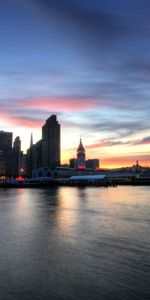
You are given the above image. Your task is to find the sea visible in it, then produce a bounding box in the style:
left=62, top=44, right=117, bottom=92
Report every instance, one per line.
left=0, top=186, right=150, bottom=300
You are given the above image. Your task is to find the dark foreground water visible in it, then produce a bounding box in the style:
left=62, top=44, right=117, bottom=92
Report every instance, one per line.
left=0, top=186, right=150, bottom=300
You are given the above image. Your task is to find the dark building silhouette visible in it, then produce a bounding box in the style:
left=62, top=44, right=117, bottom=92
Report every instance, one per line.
left=13, top=136, right=21, bottom=176
left=27, top=115, right=61, bottom=176
left=27, top=134, right=34, bottom=177
left=0, top=131, right=12, bottom=155
left=86, top=159, right=100, bottom=169
left=27, top=133, right=43, bottom=177
left=69, top=158, right=77, bottom=168
left=28, top=140, right=42, bottom=172
left=20, top=152, right=27, bottom=176
left=42, top=115, right=60, bottom=169
left=0, top=131, right=13, bottom=175
left=0, top=131, right=22, bottom=176
left=35, top=140, right=42, bottom=168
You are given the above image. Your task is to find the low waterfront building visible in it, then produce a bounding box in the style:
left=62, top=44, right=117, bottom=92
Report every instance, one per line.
left=86, top=159, right=100, bottom=169
left=32, top=167, right=53, bottom=178
left=68, top=174, right=107, bottom=186
left=69, top=174, right=106, bottom=181
left=69, top=158, right=77, bottom=168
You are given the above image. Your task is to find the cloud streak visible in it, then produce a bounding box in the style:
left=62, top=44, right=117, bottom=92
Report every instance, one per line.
left=17, top=96, right=100, bottom=112
left=0, top=110, right=42, bottom=128
left=131, top=136, right=150, bottom=146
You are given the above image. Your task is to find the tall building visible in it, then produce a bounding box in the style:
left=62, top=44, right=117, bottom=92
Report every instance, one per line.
left=27, top=134, right=34, bottom=177
left=42, top=115, right=61, bottom=169
left=13, top=136, right=21, bottom=175
left=0, top=131, right=22, bottom=176
left=76, top=138, right=86, bottom=169
left=27, top=134, right=42, bottom=176
left=0, top=131, right=12, bottom=156
left=0, top=131, right=13, bottom=175
left=26, top=115, right=61, bottom=176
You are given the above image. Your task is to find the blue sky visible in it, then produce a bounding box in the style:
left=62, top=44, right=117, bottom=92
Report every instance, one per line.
left=0, top=0, right=150, bottom=167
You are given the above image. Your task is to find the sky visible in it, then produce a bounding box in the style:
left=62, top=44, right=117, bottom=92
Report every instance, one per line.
left=0, top=0, right=150, bottom=168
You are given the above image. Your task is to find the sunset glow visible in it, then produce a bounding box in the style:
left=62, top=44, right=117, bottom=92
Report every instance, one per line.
left=0, top=0, right=150, bottom=168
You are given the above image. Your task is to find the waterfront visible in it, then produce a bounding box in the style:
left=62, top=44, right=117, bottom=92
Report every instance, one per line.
left=0, top=186, right=150, bottom=300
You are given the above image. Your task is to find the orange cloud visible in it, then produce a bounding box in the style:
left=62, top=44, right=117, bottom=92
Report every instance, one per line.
left=101, top=154, right=150, bottom=168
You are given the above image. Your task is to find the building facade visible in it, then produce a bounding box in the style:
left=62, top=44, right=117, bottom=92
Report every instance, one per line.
left=42, top=115, right=60, bottom=169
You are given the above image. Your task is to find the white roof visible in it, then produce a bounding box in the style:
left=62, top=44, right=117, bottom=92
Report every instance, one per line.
left=69, top=175, right=106, bottom=180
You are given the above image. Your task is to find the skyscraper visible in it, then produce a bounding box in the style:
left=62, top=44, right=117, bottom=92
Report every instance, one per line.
left=13, top=136, right=21, bottom=176
left=0, top=131, right=13, bottom=175
left=42, top=115, right=60, bottom=169
left=0, top=131, right=12, bottom=156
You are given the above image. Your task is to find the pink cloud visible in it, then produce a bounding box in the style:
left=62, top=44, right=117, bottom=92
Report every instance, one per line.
left=0, top=110, right=42, bottom=128
left=85, top=141, right=114, bottom=149
left=17, top=96, right=104, bottom=112
left=68, top=140, right=127, bottom=150
left=66, top=141, right=119, bottom=153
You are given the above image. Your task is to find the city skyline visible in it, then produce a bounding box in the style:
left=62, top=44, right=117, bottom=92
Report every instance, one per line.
left=0, top=0, right=150, bottom=168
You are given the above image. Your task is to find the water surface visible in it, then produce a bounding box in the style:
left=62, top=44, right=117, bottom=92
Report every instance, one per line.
left=0, top=186, right=150, bottom=300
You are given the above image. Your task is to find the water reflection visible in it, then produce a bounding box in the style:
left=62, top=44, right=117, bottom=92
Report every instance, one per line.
left=55, top=187, right=81, bottom=238
left=0, top=186, right=150, bottom=300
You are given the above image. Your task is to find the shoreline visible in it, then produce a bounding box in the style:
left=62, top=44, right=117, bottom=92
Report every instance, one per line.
left=0, top=179, right=150, bottom=188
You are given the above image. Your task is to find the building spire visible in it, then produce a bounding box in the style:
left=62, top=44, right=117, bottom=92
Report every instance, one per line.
left=77, top=138, right=85, bottom=152
left=30, top=133, right=33, bottom=147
